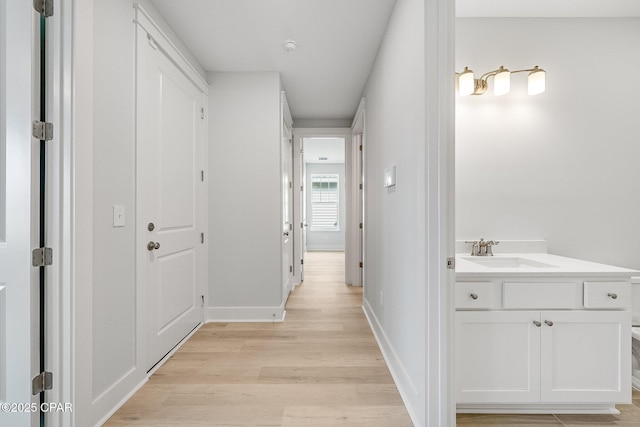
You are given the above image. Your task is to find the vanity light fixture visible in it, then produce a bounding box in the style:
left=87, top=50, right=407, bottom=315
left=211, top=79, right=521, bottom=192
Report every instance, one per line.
left=456, top=65, right=546, bottom=96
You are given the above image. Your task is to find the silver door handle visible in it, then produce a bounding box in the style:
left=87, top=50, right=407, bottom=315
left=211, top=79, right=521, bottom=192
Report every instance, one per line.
left=147, top=241, right=160, bottom=251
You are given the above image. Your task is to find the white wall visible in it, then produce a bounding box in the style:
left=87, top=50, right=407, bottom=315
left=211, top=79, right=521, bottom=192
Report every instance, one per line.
left=456, top=18, right=640, bottom=270
left=305, top=163, right=346, bottom=251
left=91, top=0, right=136, bottom=400
left=207, top=72, right=285, bottom=320
left=361, top=0, right=427, bottom=424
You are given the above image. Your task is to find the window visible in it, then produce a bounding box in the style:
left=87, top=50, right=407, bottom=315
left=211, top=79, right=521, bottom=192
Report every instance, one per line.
left=310, top=174, right=339, bottom=231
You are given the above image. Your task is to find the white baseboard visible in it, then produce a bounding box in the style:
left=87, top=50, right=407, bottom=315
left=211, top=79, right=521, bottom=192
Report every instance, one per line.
left=93, top=322, right=203, bottom=427
left=206, top=305, right=286, bottom=322
left=94, top=376, right=148, bottom=427
left=362, top=298, right=421, bottom=427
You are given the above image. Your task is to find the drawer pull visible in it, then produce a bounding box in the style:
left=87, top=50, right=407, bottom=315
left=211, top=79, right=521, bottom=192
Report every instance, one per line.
left=533, top=320, right=541, bottom=327
left=607, top=293, right=618, bottom=299
left=544, top=320, right=554, bottom=327
left=470, top=293, right=478, bottom=300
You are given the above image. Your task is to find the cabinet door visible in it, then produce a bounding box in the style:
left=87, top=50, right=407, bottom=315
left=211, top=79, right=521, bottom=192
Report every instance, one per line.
left=456, top=311, right=541, bottom=403
left=540, top=310, right=631, bottom=403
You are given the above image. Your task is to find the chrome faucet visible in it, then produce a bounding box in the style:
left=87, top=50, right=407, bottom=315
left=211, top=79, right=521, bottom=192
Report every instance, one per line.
left=465, top=238, right=500, bottom=256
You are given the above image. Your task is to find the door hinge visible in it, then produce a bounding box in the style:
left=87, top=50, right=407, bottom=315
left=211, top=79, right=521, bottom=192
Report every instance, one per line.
left=32, top=247, right=53, bottom=267
left=359, top=144, right=362, bottom=151
left=359, top=222, right=363, bottom=229
left=289, top=223, right=293, bottom=231
left=201, top=108, right=205, bottom=119
left=359, top=183, right=363, bottom=190
left=32, top=121, right=53, bottom=141
left=446, top=257, right=456, bottom=269
left=200, top=233, right=204, bottom=244
left=359, top=261, right=363, bottom=268
left=300, top=259, right=304, bottom=265
left=201, top=295, right=205, bottom=306
left=33, top=0, right=53, bottom=17
left=32, top=371, right=53, bottom=395
left=201, top=170, right=204, bottom=182
left=289, top=181, right=292, bottom=189
left=300, top=185, right=303, bottom=192
left=289, top=265, right=293, bottom=273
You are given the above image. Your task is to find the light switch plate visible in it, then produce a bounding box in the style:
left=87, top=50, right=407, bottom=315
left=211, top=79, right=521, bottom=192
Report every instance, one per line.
left=384, top=165, right=396, bottom=188
left=113, top=205, right=125, bottom=227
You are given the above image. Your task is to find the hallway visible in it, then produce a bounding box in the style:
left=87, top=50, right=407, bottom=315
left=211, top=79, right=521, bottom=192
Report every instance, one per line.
left=105, top=251, right=413, bottom=426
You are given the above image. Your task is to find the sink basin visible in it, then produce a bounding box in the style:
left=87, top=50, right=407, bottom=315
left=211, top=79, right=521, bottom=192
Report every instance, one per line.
left=461, top=256, right=555, bottom=269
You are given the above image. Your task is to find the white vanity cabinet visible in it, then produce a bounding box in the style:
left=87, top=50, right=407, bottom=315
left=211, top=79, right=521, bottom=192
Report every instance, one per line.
left=455, top=276, right=632, bottom=414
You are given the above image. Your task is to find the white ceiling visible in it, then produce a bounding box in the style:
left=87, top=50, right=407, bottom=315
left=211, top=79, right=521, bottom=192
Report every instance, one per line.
left=150, top=1, right=639, bottom=122
left=303, top=138, right=345, bottom=164
left=456, top=0, right=640, bottom=17
left=150, top=0, right=397, bottom=121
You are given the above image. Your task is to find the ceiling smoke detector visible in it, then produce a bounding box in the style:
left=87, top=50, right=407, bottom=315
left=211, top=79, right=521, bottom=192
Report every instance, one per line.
left=283, top=39, right=298, bottom=53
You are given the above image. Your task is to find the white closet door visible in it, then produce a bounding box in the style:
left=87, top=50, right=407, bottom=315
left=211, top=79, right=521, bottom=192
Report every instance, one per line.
left=136, top=26, right=203, bottom=371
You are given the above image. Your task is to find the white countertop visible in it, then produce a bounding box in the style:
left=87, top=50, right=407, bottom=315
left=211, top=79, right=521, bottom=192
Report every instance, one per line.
left=455, top=252, right=639, bottom=278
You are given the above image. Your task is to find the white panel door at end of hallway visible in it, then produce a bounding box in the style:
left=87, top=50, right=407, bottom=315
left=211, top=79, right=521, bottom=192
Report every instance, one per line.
left=136, top=27, right=204, bottom=371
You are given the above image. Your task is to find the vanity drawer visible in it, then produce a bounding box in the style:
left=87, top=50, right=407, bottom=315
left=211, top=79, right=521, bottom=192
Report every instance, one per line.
left=583, top=281, right=630, bottom=309
left=502, top=282, right=582, bottom=309
left=455, top=282, right=501, bottom=309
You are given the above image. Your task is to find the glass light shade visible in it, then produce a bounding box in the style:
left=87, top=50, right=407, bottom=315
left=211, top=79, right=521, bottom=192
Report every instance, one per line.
left=493, top=67, right=510, bottom=96
left=457, top=67, right=475, bottom=96
left=528, top=67, right=546, bottom=95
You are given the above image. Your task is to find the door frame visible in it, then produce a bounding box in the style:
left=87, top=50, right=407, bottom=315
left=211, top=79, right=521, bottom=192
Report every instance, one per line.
left=351, top=100, right=366, bottom=287
left=291, top=128, right=354, bottom=286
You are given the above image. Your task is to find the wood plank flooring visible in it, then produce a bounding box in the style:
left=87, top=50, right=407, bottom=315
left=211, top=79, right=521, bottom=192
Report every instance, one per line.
left=104, top=251, right=413, bottom=426
left=104, top=251, right=640, bottom=426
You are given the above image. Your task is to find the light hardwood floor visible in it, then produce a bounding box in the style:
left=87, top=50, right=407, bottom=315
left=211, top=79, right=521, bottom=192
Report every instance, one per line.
left=104, top=251, right=640, bottom=426
left=105, top=251, right=413, bottom=426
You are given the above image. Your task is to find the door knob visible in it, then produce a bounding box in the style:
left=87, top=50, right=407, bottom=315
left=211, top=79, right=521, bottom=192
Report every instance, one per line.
left=533, top=320, right=541, bottom=327
left=147, top=241, right=160, bottom=251
left=469, top=293, right=478, bottom=300
left=284, top=232, right=289, bottom=236
left=607, top=293, right=618, bottom=299
left=544, top=320, right=554, bottom=327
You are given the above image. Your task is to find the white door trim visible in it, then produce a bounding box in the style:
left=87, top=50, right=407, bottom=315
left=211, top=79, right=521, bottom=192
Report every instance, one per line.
left=424, top=0, right=455, bottom=424
left=350, top=99, right=366, bottom=287
left=291, top=128, right=354, bottom=286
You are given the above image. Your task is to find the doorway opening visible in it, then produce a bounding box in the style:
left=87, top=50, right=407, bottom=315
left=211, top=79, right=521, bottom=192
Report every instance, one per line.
left=291, top=128, right=362, bottom=293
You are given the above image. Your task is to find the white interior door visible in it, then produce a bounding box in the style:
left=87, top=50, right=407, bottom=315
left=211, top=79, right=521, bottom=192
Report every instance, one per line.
left=0, top=1, right=39, bottom=425
left=281, top=101, right=294, bottom=295
left=137, top=27, right=204, bottom=371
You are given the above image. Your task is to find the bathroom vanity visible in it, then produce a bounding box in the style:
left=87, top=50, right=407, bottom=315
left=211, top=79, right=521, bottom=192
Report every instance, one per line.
left=455, top=242, right=638, bottom=414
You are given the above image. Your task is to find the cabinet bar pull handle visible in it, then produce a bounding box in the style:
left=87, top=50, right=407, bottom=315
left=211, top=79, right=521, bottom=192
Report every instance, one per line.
left=470, top=293, right=478, bottom=300
left=607, top=293, right=618, bottom=299
left=544, top=320, right=554, bottom=327
left=533, top=320, right=541, bottom=327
